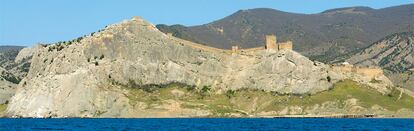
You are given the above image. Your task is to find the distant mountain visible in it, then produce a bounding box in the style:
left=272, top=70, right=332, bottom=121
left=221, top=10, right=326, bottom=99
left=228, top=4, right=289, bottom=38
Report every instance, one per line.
left=0, top=46, right=23, bottom=105
left=0, top=46, right=24, bottom=71
left=0, top=46, right=24, bottom=61
left=0, top=46, right=30, bottom=84
left=157, top=4, right=414, bottom=62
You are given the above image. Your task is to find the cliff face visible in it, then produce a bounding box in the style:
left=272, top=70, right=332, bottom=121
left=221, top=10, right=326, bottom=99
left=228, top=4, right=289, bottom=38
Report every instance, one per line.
left=5, top=17, right=394, bottom=118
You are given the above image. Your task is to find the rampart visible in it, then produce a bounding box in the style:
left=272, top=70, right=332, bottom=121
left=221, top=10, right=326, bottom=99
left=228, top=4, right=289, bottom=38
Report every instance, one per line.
left=278, top=41, right=293, bottom=50
left=331, top=63, right=384, bottom=78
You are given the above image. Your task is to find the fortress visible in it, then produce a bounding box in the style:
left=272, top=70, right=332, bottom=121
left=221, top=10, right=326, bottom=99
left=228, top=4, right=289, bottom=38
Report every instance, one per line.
left=265, top=35, right=293, bottom=51
left=331, top=62, right=384, bottom=79
left=231, top=34, right=293, bottom=53
left=164, top=32, right=382, bottom=80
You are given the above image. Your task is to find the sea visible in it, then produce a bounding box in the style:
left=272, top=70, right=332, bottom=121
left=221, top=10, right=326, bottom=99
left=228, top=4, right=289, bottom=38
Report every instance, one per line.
left=0, top=118, right=413, bottom=130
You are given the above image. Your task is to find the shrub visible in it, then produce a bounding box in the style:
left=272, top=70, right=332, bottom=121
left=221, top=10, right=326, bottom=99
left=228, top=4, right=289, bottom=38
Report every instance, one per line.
left=200, top=85, right=211, bottom=97
left=226, top=90, right=236, bottom=98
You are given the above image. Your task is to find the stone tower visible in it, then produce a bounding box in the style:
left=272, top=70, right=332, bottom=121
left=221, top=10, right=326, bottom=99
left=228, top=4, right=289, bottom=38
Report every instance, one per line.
left=265, top=35, right=277, bottom=50
left=232, top=45, right=239, bottom=54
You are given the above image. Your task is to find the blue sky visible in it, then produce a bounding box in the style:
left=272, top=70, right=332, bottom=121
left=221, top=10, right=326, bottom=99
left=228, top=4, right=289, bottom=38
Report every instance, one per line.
left=1, top=0, right=413, bottom=46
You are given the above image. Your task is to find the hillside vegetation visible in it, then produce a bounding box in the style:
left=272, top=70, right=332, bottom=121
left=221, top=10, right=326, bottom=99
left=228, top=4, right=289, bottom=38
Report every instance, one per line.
left=342, top=32, right=414, bottom=91
left=119, top=80, right=414, bottom=117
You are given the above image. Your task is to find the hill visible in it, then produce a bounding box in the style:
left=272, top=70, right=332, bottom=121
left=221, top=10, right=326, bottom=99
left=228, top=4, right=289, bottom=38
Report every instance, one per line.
left=157, top=4, right=414, bottom=62
left=0, top=46, right=31, bottom=84
left=2, top=17, right=407, bottom=118
left=0, top=46, right=24, bottom=68
left=347, top=32, right=414, bottom=72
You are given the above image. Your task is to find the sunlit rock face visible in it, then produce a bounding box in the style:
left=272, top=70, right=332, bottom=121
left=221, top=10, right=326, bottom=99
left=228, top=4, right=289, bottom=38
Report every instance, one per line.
left=6, top=17, right=389, bottom=118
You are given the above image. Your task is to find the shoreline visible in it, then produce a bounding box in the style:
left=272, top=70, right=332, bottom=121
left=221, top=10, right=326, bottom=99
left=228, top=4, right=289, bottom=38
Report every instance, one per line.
left=2, top=114, right=413, bottom=119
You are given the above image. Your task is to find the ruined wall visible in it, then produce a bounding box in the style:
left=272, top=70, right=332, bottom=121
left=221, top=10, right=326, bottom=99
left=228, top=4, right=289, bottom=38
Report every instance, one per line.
left=278, top=41, right=293, bottom=50
left=332, top=64, right=384, bottom=79
left=265, top=35, right=277, bottom=50
left=354, top=67, right=384, bottom=78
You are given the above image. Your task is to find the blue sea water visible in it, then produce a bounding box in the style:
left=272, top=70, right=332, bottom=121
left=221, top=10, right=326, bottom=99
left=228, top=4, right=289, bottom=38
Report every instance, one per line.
left=0, top=118, right=413, bottom=130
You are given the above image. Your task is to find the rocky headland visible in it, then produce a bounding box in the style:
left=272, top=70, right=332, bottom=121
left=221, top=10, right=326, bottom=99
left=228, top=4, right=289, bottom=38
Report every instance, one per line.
left=2, top=17, right=412, bottom=118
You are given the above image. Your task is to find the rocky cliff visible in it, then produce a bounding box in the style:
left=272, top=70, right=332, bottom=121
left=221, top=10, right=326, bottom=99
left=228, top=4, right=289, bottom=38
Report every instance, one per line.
left=5, top=17, right=398, bottom=118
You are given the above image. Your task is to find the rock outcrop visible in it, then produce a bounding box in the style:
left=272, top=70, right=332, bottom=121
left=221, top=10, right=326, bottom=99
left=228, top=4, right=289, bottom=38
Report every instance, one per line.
left=5, top=17, right=393, bottom=118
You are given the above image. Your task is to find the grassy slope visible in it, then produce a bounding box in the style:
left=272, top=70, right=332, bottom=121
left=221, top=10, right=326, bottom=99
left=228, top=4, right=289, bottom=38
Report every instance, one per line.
left=124, top=80, right=414, bottom=116
left=0, top=104, right=7, bottom=116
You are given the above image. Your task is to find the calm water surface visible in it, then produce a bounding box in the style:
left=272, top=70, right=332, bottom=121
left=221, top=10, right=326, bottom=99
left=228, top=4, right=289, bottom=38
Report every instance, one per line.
left=0, top=118, right=413, bottom=130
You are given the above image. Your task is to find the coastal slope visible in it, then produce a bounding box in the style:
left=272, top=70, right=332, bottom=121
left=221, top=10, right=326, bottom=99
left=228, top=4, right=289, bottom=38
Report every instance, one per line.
left=4, top=17, right=408, bottom=118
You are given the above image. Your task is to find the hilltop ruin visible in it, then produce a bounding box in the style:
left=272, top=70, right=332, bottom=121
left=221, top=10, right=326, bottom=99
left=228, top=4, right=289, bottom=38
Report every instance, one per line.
left=265, top=35, right=293, bottom=51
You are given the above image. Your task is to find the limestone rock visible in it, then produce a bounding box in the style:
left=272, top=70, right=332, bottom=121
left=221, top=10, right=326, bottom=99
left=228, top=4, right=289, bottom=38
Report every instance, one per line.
left=5, top=17, right=388, bottom=118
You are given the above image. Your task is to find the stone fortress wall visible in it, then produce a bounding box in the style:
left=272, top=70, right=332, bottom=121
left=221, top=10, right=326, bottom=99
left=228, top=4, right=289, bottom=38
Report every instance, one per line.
left=167, top=32, right=382, bottom=80
left=165, top=31, right=387, bottom=90
left=166, top=32, right=293, bottom=54
left=331, top=62, right=384, bottom=79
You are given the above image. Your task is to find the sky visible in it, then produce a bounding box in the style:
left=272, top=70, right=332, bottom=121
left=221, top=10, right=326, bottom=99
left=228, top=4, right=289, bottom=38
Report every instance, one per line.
left=1, top=0, right=414, bottom=46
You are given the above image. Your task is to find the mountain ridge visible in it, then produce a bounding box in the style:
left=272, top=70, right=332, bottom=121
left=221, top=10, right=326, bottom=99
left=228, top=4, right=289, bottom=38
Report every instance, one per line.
left=342, top=31, right=414, bottom=91
left=157, top=4, right=414, bottom=62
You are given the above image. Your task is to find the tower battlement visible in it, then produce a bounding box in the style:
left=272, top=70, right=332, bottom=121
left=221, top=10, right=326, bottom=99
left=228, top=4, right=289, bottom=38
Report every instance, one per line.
left=265, top=35, right=278, bottom=50
left=264, top=34, right=293, bottom=51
